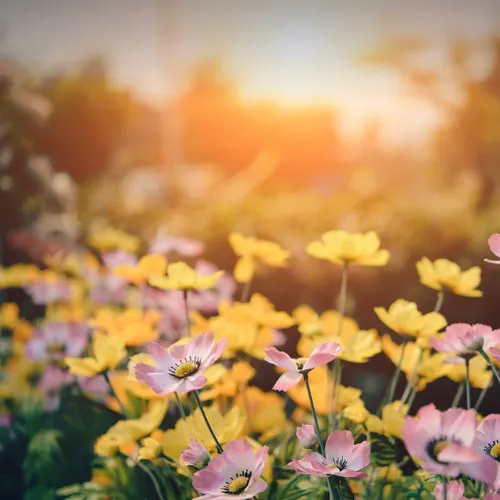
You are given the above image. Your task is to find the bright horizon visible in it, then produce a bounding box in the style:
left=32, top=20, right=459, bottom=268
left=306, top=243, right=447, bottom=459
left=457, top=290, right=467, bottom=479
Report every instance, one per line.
left=2, top=0, right=500, bottom=147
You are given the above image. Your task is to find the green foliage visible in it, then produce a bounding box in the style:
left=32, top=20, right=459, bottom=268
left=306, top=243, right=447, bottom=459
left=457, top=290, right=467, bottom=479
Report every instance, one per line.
left=462, top=475, right=486, bottom=498
left=369, top=433, right=398, bottom=466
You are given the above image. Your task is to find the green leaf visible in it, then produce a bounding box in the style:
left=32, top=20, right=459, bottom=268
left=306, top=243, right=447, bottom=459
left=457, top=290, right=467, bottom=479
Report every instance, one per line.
left=462, top=475, right=486, bottom=498
left=370, top=433, right=398, bottom=466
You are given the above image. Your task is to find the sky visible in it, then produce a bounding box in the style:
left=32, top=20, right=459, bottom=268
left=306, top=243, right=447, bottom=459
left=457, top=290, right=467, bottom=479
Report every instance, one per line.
left=2, top=0, right=500, bottom=146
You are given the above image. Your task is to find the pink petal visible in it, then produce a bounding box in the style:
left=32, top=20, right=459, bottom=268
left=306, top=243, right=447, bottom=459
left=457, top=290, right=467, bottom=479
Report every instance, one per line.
left=460, top=455, right=499, bottom=485
left=325, top=431, right=355, bottom=464
left=488, top=234, right=500, bottom=258
left=336, top=469, right=368, bottom=478
left=176, top=376, right=207, bottom=394
left=272, top=372, right=303, bottom=391
left=442, top=408, right=477, bottom=446
left=242, top=479, right=268, bottom=499
left=437, top=443, right=483, bottom=464
left=204, top=338, right=227, bottom=366
left=264, top=347, right=297, bottom=371
left=349, top=441, right=371, bottom=471
left=192, top=469, right=225, bottom=495
left=303, top=342, right=341, bottom=371
left=491, top=347, right=500, bottom=363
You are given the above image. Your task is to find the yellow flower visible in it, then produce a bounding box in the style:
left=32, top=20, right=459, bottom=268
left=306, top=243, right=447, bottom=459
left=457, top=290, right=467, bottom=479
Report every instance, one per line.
left=307, top=230, right=389, bottom=266
left=293, top=305, right=358, bottom=337
left=114, top=254, right=167, bottom=285
left=289, top=366, right=362, bottom=415
left=229, top=232, right=290, bottom=283
left=229, top=294, right=295, bottom=329
left=45, top=303, right=86, bottom=323
left=338, top=329, right=382, bottom=363
left=0, top=303, right=19, bottom=329
left=88, top=227, right=141, bottom=254
left=95, top=400, right=167, bottom=457
left=65, top=332, right=126, bottom=377
left=162, top=406, right=246, bottom=459
left=89, top=308, right=160, bottom=346
left=374, top=299, right=447, bottom=340
left=44, top=251, right=99, bottom=277
left=138, top=436, right=163, bottom=461
left=365, top=401, right=408, bottom=439
left=382, top=336, right=425, bottom=379
left=377, top=464, right=402, bottom=482
left=235, top=387, right=288, bottom=439
left=416, top=258, right=482, bottom=297
left=201, top=362, right=254, bottom=402
left=149, top=261, right=223, bottom=290
left=343, top=401, right=369, bottom=423
left=446, top=355, right=492, bottom=389
left=0, top=264, right=39, bottom=288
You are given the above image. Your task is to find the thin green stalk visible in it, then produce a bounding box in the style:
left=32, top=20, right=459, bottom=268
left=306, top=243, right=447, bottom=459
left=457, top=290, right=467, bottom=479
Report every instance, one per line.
left=136, top=460, right=166, bottom=500
left=465, top=358, right=471, bottom=410
left=385, top=341, right=408, bottom=407
left=304, top=373, right=338, bottom=500
left=103, top=371, right=127, bottom=416
left=240, top=278, right=252, bottom=302
left=479, top=348, right=500, bottom=386
left=406, top=387, right=418, bottom=414
left=442, top=475, right=447, bottom=500
left=182, top=290, right=191, bottom=338
left=329, top=263, right=348, bottom=432
left=174, top=392, right=186, bottom=420
left=451, top=382, right=465, bottom=408
left=398, top=346, right=423, bottom=410
left=193, top=390, right=224, bottom=453
left=475, top=379, right=492, bottom=411
left=433, top=291, right=444, bottom=313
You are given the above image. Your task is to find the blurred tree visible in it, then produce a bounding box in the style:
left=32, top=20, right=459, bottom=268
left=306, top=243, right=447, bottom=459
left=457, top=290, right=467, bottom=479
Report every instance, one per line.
left=37, top=57, right=135, bottom=182
left=360, top=36, right=500, bottom=209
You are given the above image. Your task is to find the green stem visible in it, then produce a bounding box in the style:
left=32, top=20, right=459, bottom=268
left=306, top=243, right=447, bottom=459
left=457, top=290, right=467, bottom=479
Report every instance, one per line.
left=328, top=263, right=348, bottom=432
left=442, top=475, right=447, bottom=500
left=193, top=390, right=224, bottom=453
left=331, top=359, right=343, bottom=431
left=475, top=379, right=492, bottom=411
left=240, top=278, right=252, bottom=302
left=174, top=392, right=186, bottom=420
left=479, top=348, right=500, bottom=386
left=433, top=291, right=444, bottom=313
left=465, top=358, right=471, bottom=410
left=406, top=386, right=418, bottom=414
left=304, top=373, right=338, bottom=500
left=451, top=382, right=464, bottom=408
left=136, top=460, right=166, bottom=500
left=398, top=346, right=423, bottom=410
left=103, top=371, right=127, bottom=417
left=182, top=290, right=191, bottom=338
left=385, top=341, right=408, bottom=407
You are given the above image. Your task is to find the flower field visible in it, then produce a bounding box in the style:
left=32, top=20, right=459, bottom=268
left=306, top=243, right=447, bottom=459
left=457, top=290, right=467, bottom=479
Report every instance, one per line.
left=1, top=228, right=500, bottom=499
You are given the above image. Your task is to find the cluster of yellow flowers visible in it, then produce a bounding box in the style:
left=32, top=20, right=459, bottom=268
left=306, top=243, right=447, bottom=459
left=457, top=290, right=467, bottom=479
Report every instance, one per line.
left=0, top=226, right=493, bottom=500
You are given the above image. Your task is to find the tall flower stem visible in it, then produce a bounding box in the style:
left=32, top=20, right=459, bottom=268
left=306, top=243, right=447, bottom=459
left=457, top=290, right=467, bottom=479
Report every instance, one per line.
left=240, top=278, right=253, bottom=302
left=434, top=291, right=444, bottom=313
left=136, top=460, right=167, bottom=500
left=384, top=341, right=408, bottom=410
left=192, top=390, right=224, bottom=454
left=174, top=392, right=186, bottom=420
left=304, top=373, right=339, bottom=500
left=182, top=290, right=191, bottom=338
left=465, top=358, right=472, bottom=410
left=479, top=348, right=500, bottom=386
left=451, top=382, right=464, bottom=408
left=442, top=475, right=447, bottom=500
left=103, top=371, right=127, bottom=417
left=329, top=263, right=348, bottom=432
left=475, top=379, right=492, bottom=411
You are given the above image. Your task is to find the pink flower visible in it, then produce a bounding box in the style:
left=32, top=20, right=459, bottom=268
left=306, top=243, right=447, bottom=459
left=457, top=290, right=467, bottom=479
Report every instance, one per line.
left=192, top=439, right=268, bottom=499
left=433, top=481, right=467, bottom=500
left=473, top=414, right=500, bottom=489
left=491, top=347, right=500, bottom=364
left=25, top=279, right=71, bottom=305
left=38, top=366, right=73, bottom=393
left=135, top=332, right=227, bottom=394
left=485, top=494, right=500, bottom=500
left=402, top=404, right=497, bottom=483
left=180, top=440, right=210, bottom=469
left=101, top=250, right=136, bottom=269
left=485, top=234, right=500, bottom=265
left=430, top=323, right=500, bottom=361
left=149, top=231, right=204, bottom=257
left=264, top=342, right=341, bottom=391
left=296, top=424, right=318, bottom=449
left=25, top=322, right=87, bottom=362
left=289, top=430, right=369, bottom=478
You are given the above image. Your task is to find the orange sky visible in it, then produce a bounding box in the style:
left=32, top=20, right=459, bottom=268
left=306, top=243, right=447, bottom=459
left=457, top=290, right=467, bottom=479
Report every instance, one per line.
left=2, top=0, right=500, bottom=146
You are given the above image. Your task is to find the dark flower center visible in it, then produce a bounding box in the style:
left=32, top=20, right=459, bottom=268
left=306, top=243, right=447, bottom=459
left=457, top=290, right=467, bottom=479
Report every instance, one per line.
left=169, top=356, right=201, bottom=379
left=426, top=436, right=459, bottom=464
left=221, top=469, right=252, bottom=494
left=485, top=441, right=500, bottom=462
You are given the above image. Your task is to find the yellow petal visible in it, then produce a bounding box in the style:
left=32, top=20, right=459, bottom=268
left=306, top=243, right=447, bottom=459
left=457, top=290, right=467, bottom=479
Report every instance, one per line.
left=137, top=254, right=168, bottom=277
left=234, top=256, right=255, bottom=283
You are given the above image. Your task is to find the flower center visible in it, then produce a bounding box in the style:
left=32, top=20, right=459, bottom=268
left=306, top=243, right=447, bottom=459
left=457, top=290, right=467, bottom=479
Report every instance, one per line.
left=295, top=358, right=308, bottom=370
left=465, top=336, right=484, bottom=351
left=222, top=470, right=252, bottom=494
left=427, top=437, right=458, bottom=464
left=485, top=441, right=500, bottom=462
left=169, top=358, right=201, bottom=379
left=48, top=343, right=65, bottom=354
left=327, top=457, right=348, bottom=471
